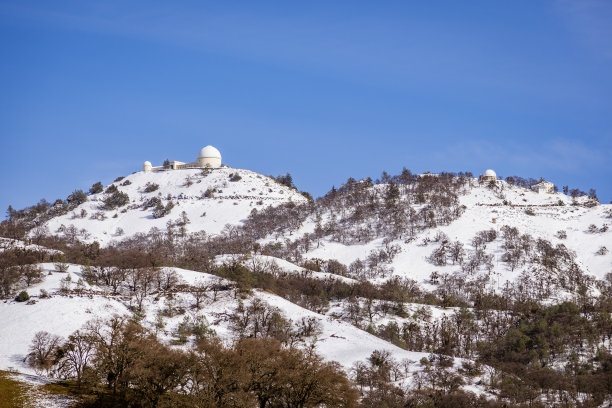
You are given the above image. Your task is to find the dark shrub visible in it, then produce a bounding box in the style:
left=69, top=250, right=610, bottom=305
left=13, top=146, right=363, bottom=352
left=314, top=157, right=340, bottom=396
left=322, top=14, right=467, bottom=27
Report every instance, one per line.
left=273, top=172, right=295, bottom=189
left=66, top=190, right=87, bottom=208
left=153, top=201, right=174, bottom=218
left=15, top=290, right=30, bottom=302
left=144, top=182, right=159, bottom=193
left=102, top=190, right=130, bottom=210
left=143, top=197, right=162, bottom=210
left=89, top=182, right=103, bottom=195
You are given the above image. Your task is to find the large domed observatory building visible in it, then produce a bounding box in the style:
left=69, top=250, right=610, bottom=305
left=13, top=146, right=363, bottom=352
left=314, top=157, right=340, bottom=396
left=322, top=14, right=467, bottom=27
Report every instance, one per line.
left=143, top=145, right=223, bottom=172
left=196, top=145, right=222, bottom=167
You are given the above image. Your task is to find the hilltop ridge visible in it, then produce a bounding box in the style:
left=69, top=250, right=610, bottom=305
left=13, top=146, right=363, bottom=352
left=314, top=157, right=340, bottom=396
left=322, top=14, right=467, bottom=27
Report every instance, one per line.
left=39, top=167, right=308, bottom=245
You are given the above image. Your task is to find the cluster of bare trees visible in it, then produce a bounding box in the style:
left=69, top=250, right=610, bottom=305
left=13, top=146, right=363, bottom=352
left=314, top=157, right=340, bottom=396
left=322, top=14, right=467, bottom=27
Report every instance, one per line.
left=0, top=247, right=53, bottom=298
left=207, top=170, right=472, bottom=266
left=343, top=245, right=399, bottom=281
left=27, top=316, right=358, bottom=408
left=423, top=225, right=594, bottom=305
left=351, top=294, right=612, bottom=405
left=312, top=172, right=468, bottom=245
left=242, top=201, right=313, bottom=240
left=0, top=263, right=43, bottom=299
left=353, top=350, right=502, bottom=408
left=427, top=229, right=496, bottom=276
left=227, top=298, right=322, bottom=346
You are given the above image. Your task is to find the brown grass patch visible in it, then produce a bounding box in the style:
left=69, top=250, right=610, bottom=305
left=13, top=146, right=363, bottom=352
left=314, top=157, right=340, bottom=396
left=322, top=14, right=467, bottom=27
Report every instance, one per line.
left=0, top=370, right=30, bottom=408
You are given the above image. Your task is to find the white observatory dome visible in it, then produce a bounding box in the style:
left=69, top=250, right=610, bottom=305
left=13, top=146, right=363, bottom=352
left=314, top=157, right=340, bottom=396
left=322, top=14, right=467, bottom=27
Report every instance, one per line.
left=143, top=161, right=153, bottom=172
left=198, top=145, right=221, bottom=159
left=196, top=145, right=222, bottom=167
left=484, top=169, right=496, bottom=178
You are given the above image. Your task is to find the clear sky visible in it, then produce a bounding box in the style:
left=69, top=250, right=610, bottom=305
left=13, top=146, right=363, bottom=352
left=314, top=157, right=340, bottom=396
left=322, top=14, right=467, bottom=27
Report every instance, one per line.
left=1, top=0, right=611, bottom=216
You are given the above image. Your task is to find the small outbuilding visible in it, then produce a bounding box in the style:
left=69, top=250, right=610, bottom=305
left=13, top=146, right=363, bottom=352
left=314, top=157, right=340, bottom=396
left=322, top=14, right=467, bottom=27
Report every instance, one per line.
left=418, top=172, right=439, bottom=178
left=531, top=181, right=555, bottom=194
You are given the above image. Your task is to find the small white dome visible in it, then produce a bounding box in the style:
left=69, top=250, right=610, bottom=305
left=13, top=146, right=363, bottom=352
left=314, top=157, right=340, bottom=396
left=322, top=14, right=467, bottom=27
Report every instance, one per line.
left=198, top=145, right=221, bottom=159
left=484, top=169, right=496, bottom=178
left=143, top=161, right=152, bottom=166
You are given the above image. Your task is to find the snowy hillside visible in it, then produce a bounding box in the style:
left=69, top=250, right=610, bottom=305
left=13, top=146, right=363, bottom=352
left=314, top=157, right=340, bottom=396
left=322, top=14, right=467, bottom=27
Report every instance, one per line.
left=0, top=263, right=431, bottom=375
left=4, top=171, right=612, bottom=406
left=0, top=237, right=61, bottom=255
left=40, top=167, right=307, bottom=245
left=259, top=179, right=611, bottom=291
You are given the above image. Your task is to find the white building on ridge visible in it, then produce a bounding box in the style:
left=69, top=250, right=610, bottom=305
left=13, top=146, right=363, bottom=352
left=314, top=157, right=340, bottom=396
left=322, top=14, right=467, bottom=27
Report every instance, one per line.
left=480, top=169, right=497, bottom=183
left=531, top=181, right=555, bottom=194
left=196, top=146, right=222, bottom=167
left=143, top=145, right=222, bottom=172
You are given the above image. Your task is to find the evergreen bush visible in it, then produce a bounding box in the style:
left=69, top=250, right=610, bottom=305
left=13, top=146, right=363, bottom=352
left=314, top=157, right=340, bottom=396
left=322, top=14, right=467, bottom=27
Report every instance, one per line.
left=89, top=182, right=103, bottom=195
left=15, top=291, right=30, bottom=302
left=144, top=182, right=159, bottom=193
left=102, top=190, right=130, bottom=210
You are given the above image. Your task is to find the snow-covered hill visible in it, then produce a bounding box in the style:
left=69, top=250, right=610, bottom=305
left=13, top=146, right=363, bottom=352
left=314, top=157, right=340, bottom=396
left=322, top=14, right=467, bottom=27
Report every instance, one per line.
left=5, top=171, right=612, bottom=405
left=38, top=173, right=611, bottom=290
left=258, top=180, right=611, bottom=289
left=40, top=167, right=307, bottom=246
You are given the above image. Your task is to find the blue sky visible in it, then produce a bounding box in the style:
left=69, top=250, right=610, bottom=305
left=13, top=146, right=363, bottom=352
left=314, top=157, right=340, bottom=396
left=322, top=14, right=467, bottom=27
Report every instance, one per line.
left=1, top=0, right=611, bottom=216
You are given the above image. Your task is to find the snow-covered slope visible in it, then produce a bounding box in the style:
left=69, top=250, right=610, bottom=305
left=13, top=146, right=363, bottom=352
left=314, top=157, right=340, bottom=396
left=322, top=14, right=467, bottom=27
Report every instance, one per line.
left=0, top=237, right=61, bottom=255
left=265, top=180, right=612, bottom=288
left=0, top=263, right=426, bottom=375
left=41, top=168, right=307, bottom=246
left=0, top=263, right=129, bottom=372
left=7, top=173, right=608, bottom=402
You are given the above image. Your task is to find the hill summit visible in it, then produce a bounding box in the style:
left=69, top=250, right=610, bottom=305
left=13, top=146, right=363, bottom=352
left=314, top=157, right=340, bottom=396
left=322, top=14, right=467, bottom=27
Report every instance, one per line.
left=42, top=167, right=308, bottom=246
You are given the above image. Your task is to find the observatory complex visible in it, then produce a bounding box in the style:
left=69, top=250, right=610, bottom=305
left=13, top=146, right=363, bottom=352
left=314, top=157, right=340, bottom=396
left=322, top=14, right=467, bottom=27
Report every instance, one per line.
left=479, top=168, right=555, bottom=194
left=143, top=146, right=222, bottom=172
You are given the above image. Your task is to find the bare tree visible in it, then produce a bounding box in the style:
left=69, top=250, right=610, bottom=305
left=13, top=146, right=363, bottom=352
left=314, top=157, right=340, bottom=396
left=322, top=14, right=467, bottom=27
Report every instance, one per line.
left=191, top=280, right=209, bottom=309
left=60, top=330, right=95, bottom=388
left=27, top=331, right=62, bottom=375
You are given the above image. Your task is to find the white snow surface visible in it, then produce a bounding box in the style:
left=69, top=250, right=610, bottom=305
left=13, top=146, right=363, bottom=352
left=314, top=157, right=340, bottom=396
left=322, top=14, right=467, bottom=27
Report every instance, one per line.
left=41, top=167, right=307, bottom=246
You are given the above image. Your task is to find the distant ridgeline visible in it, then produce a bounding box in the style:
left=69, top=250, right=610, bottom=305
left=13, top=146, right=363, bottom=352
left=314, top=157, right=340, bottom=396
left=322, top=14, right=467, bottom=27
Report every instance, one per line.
left=0, top=161, right=601, bottom=242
